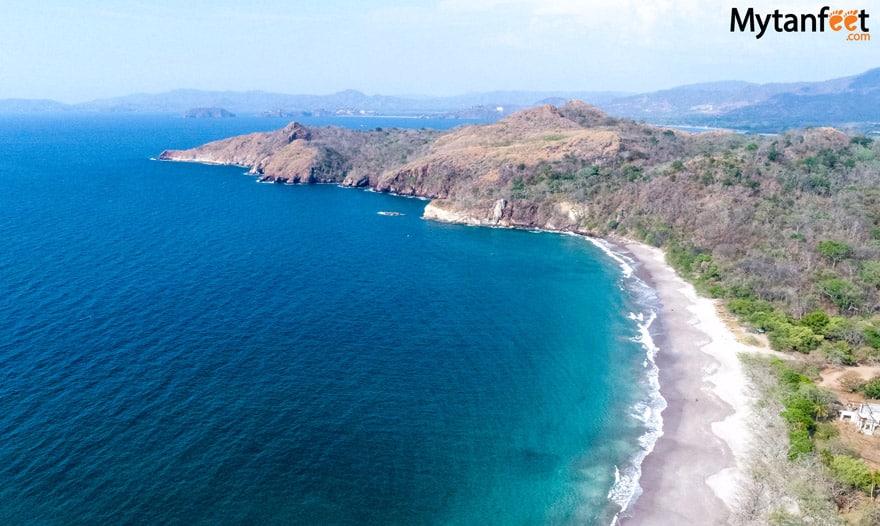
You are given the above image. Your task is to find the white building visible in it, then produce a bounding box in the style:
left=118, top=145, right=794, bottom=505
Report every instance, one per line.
left=840, top=402, right=880, bottom=435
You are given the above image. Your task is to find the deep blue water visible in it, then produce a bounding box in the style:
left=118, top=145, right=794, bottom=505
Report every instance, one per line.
left=0, top=115, right=659, bottom=525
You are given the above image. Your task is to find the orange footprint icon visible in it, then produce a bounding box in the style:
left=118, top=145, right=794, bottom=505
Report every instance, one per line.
left=843, top=9, right=859, bottom=31
left=829, top=9, right=844, bottom=30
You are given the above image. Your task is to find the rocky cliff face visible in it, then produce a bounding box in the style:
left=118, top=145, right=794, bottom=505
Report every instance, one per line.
left=422, top=199, right=591, bottom=233
left=160, top=122, right=339, bottom=183
left=159, top=101, right=667, bottom=233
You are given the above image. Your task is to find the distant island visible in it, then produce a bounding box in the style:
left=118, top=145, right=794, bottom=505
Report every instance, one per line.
left=4, top=67, right=880, bottom=133
left=183, top=107, right=235, bottom=119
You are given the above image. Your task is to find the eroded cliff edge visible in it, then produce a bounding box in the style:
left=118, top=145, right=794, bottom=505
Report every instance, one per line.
left=160, top=101, right=880, bottom=316
left=159, top=101, right=630, bottom=233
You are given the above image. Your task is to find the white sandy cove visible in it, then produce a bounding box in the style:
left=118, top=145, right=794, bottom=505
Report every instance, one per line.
left=619, top=241, right=765, bottom=526
left=419, top=203, right=765, bottom=524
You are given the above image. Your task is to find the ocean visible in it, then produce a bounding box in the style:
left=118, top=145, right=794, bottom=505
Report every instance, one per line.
left=0, top=114, right=662, bottom=525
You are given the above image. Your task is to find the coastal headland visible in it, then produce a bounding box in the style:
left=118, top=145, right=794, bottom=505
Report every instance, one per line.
left=160, top=103, right=879, bottom=522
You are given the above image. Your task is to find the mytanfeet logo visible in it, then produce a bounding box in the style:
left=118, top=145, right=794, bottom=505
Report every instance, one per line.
left=731, top=6, right=871, bottom=40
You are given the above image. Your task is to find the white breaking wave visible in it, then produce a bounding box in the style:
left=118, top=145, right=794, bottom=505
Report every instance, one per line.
left=579, top=239, right=666, bottom=525
left=585, top=237, right=635, bottom=279
left=607, top=309, right=666, bottom=521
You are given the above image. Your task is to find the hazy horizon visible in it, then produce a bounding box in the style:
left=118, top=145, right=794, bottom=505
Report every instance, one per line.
left=2, top=1, right=877, bottom=104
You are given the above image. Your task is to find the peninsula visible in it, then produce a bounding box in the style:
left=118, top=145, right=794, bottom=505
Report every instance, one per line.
left=160, top=102, right=880, bottom=524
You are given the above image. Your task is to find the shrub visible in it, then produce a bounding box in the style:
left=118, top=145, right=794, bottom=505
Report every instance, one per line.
left=800, top=310, right=830, bottom=333
left=814, top=422, right=839, bottom=441
left=728, top=297, right=773, bottom=316
left=853, top=346, right=880, bottom=364
left=666, top=240, right=699, bottom=274
left=781, top=396, right=818, bottom=432
left=728, top=285, right=755, bottom=299
left=837, top=371, right=864, bottom=393
left=820, top=341, right=856, bottom=366
left=830, top=455, right=874, bottom=493
left=768, top=324, right=822, bottom=353
left=823, top=316, right=866, bottom=345
left=864, top=327, right=880, bottom=349
left=818, top=277, right=864, bottom=313
left=693, top=253, right=720, bottom=280
left=860, top=261, right=880, bottom=287
left=750, top=310, right=789, bottom=333
left=861, top=376, right=880, bottom=399
left=788, top=428, right=815, bottom=459
left=708, top=285, right=726, bottom=298
left=776, top=366, right=810, bottom=388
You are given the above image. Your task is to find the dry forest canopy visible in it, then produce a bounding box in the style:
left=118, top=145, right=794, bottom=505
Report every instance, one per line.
left=161, top=101, right=880, bottom=363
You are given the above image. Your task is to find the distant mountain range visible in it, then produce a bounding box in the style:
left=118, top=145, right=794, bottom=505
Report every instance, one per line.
left=602, top=67, right=880, bottom=132
left=0, top=89, right=624, bottom=120
left=2, top=67, right=879, bottom=132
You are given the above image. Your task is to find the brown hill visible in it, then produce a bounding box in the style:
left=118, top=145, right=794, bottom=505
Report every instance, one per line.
left=160, top=102, right=880, bottom=326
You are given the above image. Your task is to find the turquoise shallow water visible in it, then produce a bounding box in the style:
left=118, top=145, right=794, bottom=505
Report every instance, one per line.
left=0, top=115, right=660, bottom=525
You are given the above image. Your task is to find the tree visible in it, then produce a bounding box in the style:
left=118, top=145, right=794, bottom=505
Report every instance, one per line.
left=821, top=341, right=856, bottom=366
left=817, top=240, right=853, bottom=267
left=870, top=470, right=880, bottom=501
left=818, top=278, right=864, bottom=313
left=768, top=324, right=822, bottom=353
left=803, top=156, right=819, bottom=173
left=860, top=261, right=880, bottom=287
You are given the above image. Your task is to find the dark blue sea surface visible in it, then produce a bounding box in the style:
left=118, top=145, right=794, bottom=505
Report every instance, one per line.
left=0, top=115, right=659, bottom=525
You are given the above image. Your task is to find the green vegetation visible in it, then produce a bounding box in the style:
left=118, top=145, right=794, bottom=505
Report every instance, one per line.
left=390, top=106, right=880, bottom=524
left=818, top=240, right=854, bottom=266
left=771, top=359, right=831, bottom=458
left=426, top=109, right=880, bottom=354
left=348, top=109, right=880, bottom=367
left=177, top=102, right=880, bottom=525
left=829, top=455, right=878, bottom=495
left=499, top=118, right=880, bottom=367
left=861, top=376, right=880, bottom=399
left=180, top=102, right=880, bottom=366
left=736, top=356, right=880, bottom=525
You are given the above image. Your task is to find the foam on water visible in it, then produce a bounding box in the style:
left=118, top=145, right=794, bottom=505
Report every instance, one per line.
left=585, top=237, right=635, bottom=279
left=588, top=241, right=667, bottom=524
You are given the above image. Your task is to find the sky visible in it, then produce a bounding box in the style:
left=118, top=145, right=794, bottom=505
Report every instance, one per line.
left=0, top=0, right=877, bottom=102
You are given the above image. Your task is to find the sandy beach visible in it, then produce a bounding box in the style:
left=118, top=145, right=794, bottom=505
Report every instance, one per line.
left=618, top=241, right=761, bottom=525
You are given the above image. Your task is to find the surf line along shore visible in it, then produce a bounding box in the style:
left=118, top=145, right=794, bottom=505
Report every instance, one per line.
left=418, top=202, right=761, bottom=524
left=617, top=240, right=760, bottom=526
